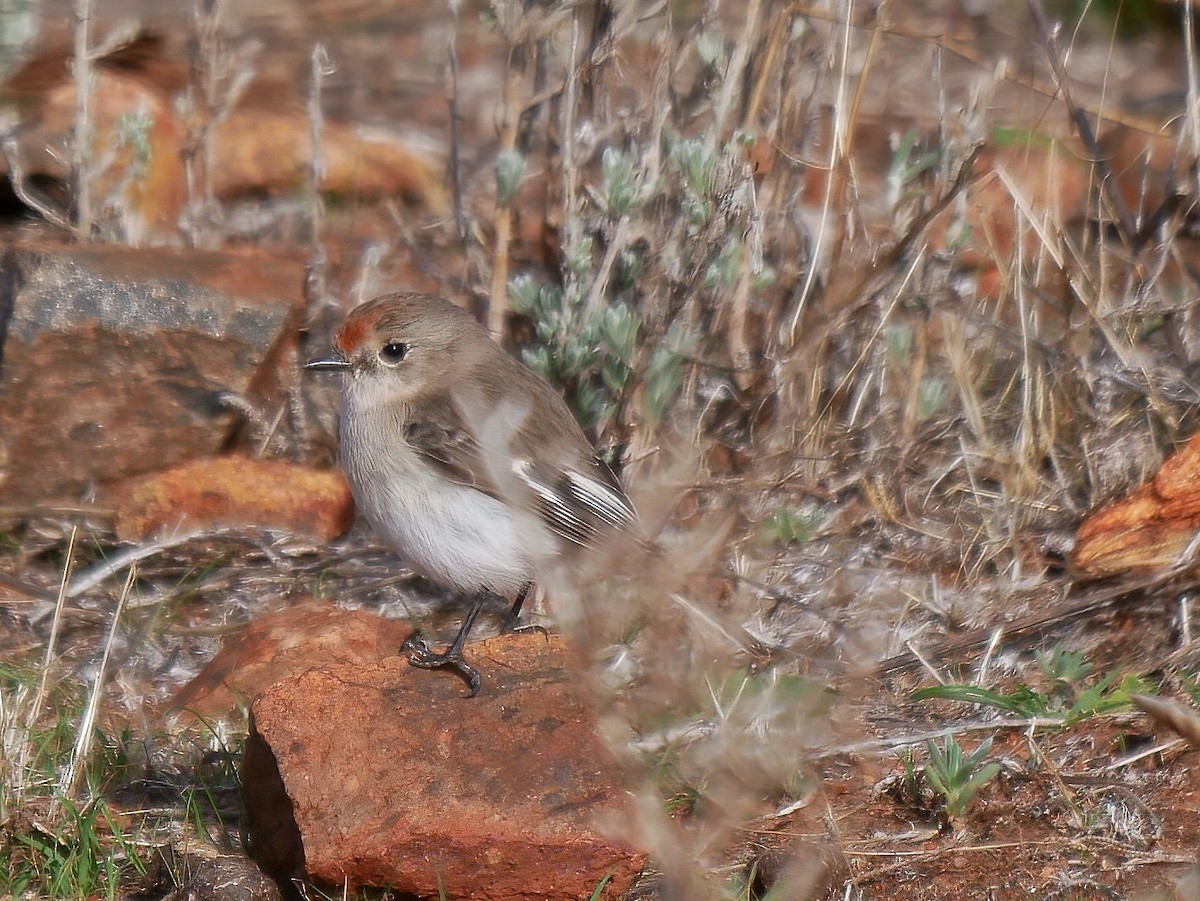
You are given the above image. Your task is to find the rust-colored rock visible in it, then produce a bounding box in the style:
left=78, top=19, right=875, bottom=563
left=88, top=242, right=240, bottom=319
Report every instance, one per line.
left=242, top=633, right=646, bottom=900
left=1, top=30, right=446, bottom=243
left=1, top=32, right=189, bottom=243
left=171, top=602, right=413, bottom=723
left=1073, top=433, right=1200, bottom=577
left=0, top=240, right=305, bottom=504
left=111, top=456, right=353, bottom=543
left=212, top=106, right=447, bottom=213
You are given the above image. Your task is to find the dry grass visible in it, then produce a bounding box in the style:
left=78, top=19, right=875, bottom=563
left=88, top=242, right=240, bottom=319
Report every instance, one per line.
left=4, top=0, right=1200, bottom=898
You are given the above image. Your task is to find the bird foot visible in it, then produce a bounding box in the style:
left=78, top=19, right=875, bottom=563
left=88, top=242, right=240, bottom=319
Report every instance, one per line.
left=402, top=633, right=482, bottom=698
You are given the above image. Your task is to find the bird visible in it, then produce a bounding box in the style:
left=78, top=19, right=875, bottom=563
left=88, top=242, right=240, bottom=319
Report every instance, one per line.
left=306, top=292, right=636, bottom=695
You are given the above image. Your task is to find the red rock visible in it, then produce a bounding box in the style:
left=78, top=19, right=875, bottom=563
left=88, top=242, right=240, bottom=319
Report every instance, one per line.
left=213, top=106, right=448, bottom=213
left=1, top=30, right=447, bottom=243
left=242, top=633, right=646, bottom=899
left=1, top=33, right=188, bottom=243
left=0, top=240, right=305, bottom=504
left=1073, top=432, right=1200, bottom=577
left=171, top=602, right=412, bottom=724
left=111, top=456, right=353, bottom=543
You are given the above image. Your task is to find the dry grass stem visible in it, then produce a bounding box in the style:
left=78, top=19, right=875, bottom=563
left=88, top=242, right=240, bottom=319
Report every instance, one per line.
left=55, top=565, right=135, bottom=804
left=7, top=1, right=1200, bottom=896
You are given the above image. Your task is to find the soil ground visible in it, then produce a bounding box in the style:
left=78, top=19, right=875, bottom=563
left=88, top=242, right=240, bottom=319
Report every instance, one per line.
left=4, top=1, right=1200, bottom=899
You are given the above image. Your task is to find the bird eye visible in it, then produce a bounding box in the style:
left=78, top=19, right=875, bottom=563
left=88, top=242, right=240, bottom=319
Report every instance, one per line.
left=378, top=342, right=409, bottom=365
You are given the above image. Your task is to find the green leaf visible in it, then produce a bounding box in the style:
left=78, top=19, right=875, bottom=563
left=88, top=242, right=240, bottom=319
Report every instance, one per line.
left=599, top=304, right=640, bottom=362
left=695, top=30, right=724, bottom=68
left=521, top=346, right=552, bottom=379
left=589, top=873, right=614, bottom=901
left=600, top=147, right=641, bottom=217
left=601, top=358, right=630, bottom=394
left=1064, top=673, right=1155, bottom=725
left=509, top=273, right=540, bottom=314
left=1037, top=646, right=1094, bottom=686
left=761, top=508, right=822, bottom=546
left=675, top=139, right=717, bottom=198
left=948, top=762, right=1000, bottom=817
left=911, top=683, right=1051, bottom=717
left=495, top=149, right=527, bottom=205
left=922, top=732, right=1000, bottom=819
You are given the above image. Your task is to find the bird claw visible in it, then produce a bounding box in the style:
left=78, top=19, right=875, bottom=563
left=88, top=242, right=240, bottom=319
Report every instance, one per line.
left=402, top=632, right=483, bottom=697
left=400, top=632, right=432, bottom=658
left=506, top=621, right=549, bottom=640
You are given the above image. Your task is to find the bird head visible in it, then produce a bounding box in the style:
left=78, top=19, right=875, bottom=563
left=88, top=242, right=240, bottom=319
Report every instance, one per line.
left=306, top=293, right=485, bottom=407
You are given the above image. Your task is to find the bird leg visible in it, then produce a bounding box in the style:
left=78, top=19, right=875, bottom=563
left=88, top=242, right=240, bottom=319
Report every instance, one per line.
left=402, top=592, right=489, bottom=697
left=403, top=584, right=544, bottom=696
left=501, top=582, right=549, bottom=640
left=500, top=582, right=534, bottom=632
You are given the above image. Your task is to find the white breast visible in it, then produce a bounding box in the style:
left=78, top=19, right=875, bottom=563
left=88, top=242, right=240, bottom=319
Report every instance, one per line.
left=340, top=405, right=533, bottom=598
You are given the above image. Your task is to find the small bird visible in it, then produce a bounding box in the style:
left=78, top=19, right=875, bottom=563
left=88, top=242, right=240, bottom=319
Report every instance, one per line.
left=307, top=292, right=635, bottom=696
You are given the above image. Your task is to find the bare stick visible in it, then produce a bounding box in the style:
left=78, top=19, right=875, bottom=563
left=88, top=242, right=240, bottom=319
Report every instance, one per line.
left=446, top=0, right=467, bottom=244
left=1186, top=0, right=1200, bottom=198
left=790, top=1, right=1163, bottom=134
left=705, top=0, right=763, bottom=156
left=71, top=0, right=93, bottom=236
left=184, top=0, right=239, bottom=246
left=781, top=0, right=857, bottom=346
left=559, top=10, right=582, bottom=295
left=30, top=527, right=76, bottom=713
left=1, top=135, right=74, bottom=231
left=1026, top=0, right=1138, bottom=244
left=580, top=214, right=629, bottom=321
left=488, top=60, right=525, bottom=340
left=13, top=528, right=76, bottom=805
left=308, top=44, right=334, bottom=304
left=66, top=529, right=202, bottom=598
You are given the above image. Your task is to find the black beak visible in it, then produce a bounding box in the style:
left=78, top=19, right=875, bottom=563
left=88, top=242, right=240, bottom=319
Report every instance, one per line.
left=304, top=357, right=351, bottom=372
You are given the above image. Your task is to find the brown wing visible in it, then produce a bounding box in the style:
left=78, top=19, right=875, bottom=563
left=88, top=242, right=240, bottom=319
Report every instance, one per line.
left=516, top=458, right=636, bottom=547
left=402, top=410, right=504, bottom=501
left=409, top=374, right=636, bottom=547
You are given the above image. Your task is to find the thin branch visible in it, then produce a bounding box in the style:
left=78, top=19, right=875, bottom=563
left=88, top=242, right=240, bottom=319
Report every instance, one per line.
left=72, top=0, right=93, bottom=236
left=488, top=47, right=526, bottom=340
left=1026, top=0, right=1138, bottom=244
left=446, top=0, right=467, bottom=244
left=307, top=44, right=334, bottom=304
left=1, top=135, right=75, bottom=231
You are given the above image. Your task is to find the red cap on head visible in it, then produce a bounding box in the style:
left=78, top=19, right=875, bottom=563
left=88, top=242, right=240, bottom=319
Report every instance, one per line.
left=334, top=307, right=377, bottom=355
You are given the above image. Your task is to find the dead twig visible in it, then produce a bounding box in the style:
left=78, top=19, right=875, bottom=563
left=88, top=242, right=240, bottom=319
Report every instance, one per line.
left=1, top=135, right=74, bottom=231
left=877, top=569, right=1198, bottom=676
left=446, top=0, right=467, bottom=245
left=307, top=43, right=334, bottom=306
left=1026, top=0, right=1138, bottom=246
left=71, top=0, right=92, bottom=236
